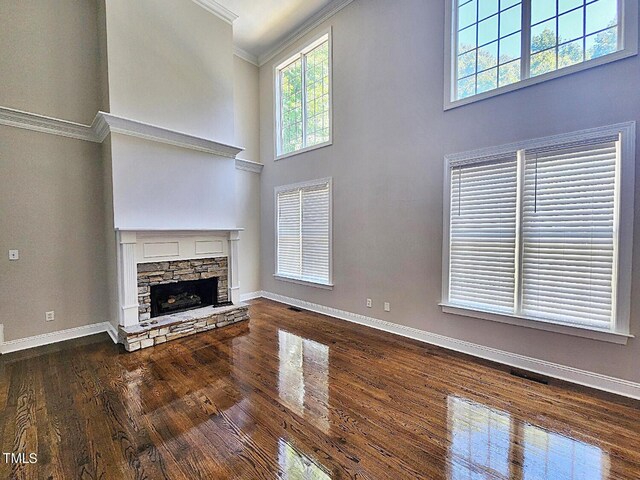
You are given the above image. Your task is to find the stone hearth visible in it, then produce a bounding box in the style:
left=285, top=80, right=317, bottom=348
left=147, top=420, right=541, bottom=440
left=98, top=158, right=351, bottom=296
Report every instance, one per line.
left=119, top=303, right=249, bottom=351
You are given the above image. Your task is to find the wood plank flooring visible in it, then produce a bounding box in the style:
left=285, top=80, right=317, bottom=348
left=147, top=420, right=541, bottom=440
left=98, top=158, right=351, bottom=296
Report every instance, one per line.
left=1, top=298, right=639, bottom=479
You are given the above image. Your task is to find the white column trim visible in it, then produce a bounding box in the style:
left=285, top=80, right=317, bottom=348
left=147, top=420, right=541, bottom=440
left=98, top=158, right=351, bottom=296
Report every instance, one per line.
left=228, top=231, right=241, bottom=304
left=117, top=231, right=139, bottom=327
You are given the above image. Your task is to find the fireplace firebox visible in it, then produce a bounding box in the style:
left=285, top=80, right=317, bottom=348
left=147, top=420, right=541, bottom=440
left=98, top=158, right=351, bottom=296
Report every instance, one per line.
left=150, top=278, right=219, bottom=318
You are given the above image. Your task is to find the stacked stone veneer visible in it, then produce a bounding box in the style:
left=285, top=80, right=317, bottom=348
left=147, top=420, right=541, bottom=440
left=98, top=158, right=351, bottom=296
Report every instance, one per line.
left=137, top=257, right=228, bottom=321
left=119, top=303, right=249, bottom=351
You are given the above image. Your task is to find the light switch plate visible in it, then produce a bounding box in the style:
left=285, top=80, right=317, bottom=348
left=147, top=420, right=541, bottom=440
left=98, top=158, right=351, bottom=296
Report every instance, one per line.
left=8, top=250, right=19, bottom=260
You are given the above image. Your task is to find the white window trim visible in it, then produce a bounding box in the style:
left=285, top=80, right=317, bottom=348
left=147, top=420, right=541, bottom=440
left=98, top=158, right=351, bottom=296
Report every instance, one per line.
left=441, top=122, right=636, bottom=343
left=274, top=177, right=334, bottom=289
left=274, top=27, right=333, bottom=161
left=444, top=0, right=639, bottom=110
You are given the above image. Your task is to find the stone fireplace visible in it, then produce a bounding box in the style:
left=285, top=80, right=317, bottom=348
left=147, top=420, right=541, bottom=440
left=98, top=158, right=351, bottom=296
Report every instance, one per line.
left=116, top=230, right=249, bottom=351
left=137, top=257, right=229, bottom=320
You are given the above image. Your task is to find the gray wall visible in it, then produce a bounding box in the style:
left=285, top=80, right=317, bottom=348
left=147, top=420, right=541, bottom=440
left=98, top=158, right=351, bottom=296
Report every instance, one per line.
left=259, top=0, right=640, bottom=382
left=0, top=128, right=108, bottom=342
left=0, top=0, right=101, bottom=124
left=103, top=0, right=235, bottom=144
left=234, top=56, right=262, bottom=295
left=0, top=0, right=107, bottom=342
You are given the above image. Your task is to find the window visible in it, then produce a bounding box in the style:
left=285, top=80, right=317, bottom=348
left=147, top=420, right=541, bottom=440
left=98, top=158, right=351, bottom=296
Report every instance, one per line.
left=275, top=178, right=332, bottom=287
left=442, top=123, right=635, bottom=339
left=446, top=0, right=638, bottom=107
left=275, top=32, right=332, bottom=159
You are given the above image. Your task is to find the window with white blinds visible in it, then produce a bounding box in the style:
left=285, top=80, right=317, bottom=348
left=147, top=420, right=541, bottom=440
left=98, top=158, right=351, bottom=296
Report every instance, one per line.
left=276, top=179, right=332, bottom=286
left=521, top=142, right=618, bottom=328
left=444, top=124, right=635, bottom=335
left=449, top=157, right=518, bottom=313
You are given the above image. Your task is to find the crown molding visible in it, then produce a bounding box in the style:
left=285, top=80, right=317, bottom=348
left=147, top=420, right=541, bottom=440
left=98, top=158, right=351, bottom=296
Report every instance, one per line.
left=257, top=0, right=353, bottom=66
left=0, top=106, right=96, bottom=142
left=233, top=46, right=259, bottom=66
left=93, top=112, right=243, bottom=158
left=235, top=158, right=264, bottom=173
left=190, top=0, right=238, bottom=24
left=0, top=106, right=245, bottom=160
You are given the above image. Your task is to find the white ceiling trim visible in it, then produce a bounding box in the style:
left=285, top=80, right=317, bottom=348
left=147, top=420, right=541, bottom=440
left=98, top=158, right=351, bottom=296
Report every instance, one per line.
left=190, top=0, right=238, bottom=24
left=233, top=46, right=259, bottom=66
left=256, top=0, right=353, bottom=66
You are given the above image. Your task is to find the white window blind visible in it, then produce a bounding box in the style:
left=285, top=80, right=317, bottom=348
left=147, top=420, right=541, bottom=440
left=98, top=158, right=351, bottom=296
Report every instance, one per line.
left=449, top=157, right=518, bottom=313
left=521, top=141, right=618, bottom=328
left=276, top=180, right=331, bottom=285
left=446, top=132, right=627, bottom=332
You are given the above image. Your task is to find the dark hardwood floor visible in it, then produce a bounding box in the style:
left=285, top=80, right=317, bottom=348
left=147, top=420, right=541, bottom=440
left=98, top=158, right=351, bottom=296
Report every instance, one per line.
left=1, top=298, right=639, bottom=479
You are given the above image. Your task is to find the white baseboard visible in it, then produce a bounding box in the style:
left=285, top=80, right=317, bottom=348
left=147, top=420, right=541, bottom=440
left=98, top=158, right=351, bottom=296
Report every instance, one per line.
left=260, top=292, right=640, bottom=400
left=0, top=322, right=115, bottom=355
left=105, top=322, right=119, bottom=344
left=240, top=291, right=265, bottom=302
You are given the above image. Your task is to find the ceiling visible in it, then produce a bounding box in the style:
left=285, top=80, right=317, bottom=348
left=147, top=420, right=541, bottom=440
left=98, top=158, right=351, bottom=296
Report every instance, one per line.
left=213, top=0, right=337, bottom=62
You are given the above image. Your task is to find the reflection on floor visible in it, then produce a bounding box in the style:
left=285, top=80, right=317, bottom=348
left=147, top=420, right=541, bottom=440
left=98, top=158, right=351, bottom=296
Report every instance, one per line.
left=0, top=298, right=638, bottom=479
left=279, top=438, right=331, bottom=480
left=278, top=329, right=330, bottom=433
left=448, top=396, right=608, bottom=479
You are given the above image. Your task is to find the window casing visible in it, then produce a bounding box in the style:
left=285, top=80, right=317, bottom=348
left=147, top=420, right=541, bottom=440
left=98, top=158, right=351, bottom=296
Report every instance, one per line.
left=275, top=31, right=332, bottom=159
left=442, top=123, right=635, bottom=340
left=445, top=0, right=638, bottom=108
left=275, top=178, right=333, bottom=288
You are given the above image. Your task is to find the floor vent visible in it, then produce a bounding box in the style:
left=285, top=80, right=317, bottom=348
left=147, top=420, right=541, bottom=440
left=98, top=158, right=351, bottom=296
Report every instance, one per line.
left=288, top=306, right=303, bottom=312
left=510, top=369, right=549, bottom=385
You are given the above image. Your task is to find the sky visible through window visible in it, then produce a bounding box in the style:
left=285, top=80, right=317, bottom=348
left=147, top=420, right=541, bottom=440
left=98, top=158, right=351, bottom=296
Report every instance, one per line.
left=455, top=0, right=619, bottom=100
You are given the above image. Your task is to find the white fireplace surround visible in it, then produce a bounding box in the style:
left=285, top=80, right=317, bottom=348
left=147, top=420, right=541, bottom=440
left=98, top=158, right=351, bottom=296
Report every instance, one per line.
left=116, top=229, right=241, bottom=327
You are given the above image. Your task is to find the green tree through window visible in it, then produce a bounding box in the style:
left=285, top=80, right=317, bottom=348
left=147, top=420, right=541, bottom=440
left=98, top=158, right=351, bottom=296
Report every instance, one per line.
left=454, top=0, right=621, bottom=100
left=277, top=36, right=330, bottom=156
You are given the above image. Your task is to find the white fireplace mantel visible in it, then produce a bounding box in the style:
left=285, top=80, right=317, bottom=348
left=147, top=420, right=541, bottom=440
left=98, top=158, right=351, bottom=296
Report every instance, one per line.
left=116, top=229, right=243, bottom=327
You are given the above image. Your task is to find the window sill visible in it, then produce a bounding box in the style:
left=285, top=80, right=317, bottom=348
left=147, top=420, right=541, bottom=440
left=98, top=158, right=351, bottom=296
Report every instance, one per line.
left=274, top=274, right=334, bottom=290
left=445, top=48, right=638, bottom=111
left=439, top=303, right=632, bottom=345
left=275, top=140, right=332, bottom=161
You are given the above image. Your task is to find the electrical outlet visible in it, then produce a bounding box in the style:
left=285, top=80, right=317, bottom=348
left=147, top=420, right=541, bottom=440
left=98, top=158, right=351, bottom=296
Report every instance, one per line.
left=366, top=298, right=372, bottom=308
left=45, top=311, right=55, bottom=322
left=384, top=302, right=390, bottom=312
left=8, top=250, right=19, bottom=260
